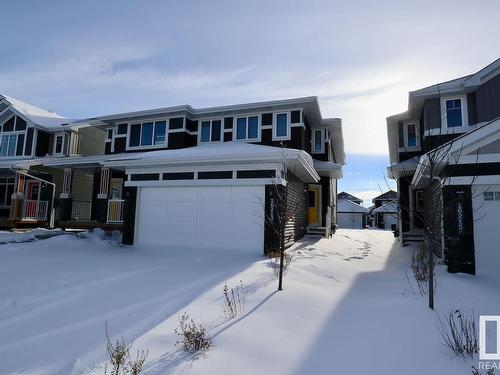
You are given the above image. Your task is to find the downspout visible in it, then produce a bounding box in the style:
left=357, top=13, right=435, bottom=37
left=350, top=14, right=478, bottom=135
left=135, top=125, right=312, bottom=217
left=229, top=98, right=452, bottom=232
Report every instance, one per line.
left=10, top=167, right=56, bottom=229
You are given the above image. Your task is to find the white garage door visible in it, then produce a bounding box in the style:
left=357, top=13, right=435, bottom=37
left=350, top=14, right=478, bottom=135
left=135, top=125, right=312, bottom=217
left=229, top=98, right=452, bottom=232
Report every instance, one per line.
left=383, top=213, right=398, bottom=230
left=337, top=212, right=363, bottom=229
left=135, top=185, right=264, bottom=251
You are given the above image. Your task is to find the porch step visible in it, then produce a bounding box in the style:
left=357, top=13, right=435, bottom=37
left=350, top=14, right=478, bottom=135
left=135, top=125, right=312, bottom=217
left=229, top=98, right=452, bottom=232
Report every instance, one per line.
left=402, top=233, right=425, bottom=246
left=306, top=226, right=326, bottom=236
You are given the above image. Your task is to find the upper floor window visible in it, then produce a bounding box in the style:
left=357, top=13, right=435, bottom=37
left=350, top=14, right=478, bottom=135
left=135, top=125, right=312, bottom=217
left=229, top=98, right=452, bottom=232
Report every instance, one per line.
left=446, top=99, right=462, bottom=127
left=407, top=124, right=417, bottom=146
left=440, top=96, right=468, bottom=129
left=312, top=129, right=325, bottom=153
left=273, top=113, right=289, bottom=140
left=235, top=116, right=259, bottom=141
left=0, top=115, right=28, bottom=157
left=54, top=134, right=64, bottom=154
left=128, top=120, right=167, bottom=148
left=200, top=120, right=222, bottom=143
left=403, top=122, right=419, bottom=150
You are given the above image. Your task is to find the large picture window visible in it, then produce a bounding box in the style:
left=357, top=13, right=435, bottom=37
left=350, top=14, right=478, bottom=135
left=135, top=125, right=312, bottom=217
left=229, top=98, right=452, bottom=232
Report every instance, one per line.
left=128, top=120, right=167, bottom=148
left=0, top=115, right=28, bottom=157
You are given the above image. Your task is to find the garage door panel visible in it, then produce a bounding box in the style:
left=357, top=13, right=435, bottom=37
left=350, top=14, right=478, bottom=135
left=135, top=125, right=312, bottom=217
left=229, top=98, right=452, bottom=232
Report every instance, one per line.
left=136, top=186, right=264, bottom=251
left=337, top=212, right=362, bottom=229
left=167, top=201, right=197, bottom=217
left=198, top=201, right=230, bottom=218
left=167, top=188, right=197, bottom=202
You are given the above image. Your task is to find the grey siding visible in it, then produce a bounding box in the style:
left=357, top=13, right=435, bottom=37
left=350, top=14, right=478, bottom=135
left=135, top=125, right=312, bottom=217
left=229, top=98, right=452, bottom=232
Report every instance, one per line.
left=475, top=73, right=500, bottom=123
left=79, top=127, right=106, bottom=156
left=283, top=172, right=307, bottom=248
left=422, top=98, right=441, bottom=130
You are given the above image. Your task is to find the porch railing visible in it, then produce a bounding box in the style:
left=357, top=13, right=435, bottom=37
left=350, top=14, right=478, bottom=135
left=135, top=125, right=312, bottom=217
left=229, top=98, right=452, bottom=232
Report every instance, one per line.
left=71, top=200, right=92, bottom=221
left=23, top=200, right=49, bottom=221
left=107, top=199, right=125, bottom=223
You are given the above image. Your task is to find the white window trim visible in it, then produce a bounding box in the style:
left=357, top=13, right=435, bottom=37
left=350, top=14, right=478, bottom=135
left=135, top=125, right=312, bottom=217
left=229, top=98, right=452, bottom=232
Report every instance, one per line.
left=311, top=128, right=325, bottom=154
left=272, top=112, right=291, bottom=141
left=197, top=118, right=224, bottom=144
left=232, top=115, right=262, bottom=142
left=53, top=133, right=65, bottom=155
left=0, top=115, right=29, bottom=158
left=402, top=121, right=420, bottom=151
left=126, top=119, right=169, bottom=150
left=440, top=95, right=469, bottom=129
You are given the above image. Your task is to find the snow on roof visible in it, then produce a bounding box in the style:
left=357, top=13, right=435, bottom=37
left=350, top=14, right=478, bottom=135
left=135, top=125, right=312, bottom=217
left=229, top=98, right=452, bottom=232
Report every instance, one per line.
left=373, top=201, right=398, bottom=214
left=372, top=190, right=397, bottom=202
left=387, top=156, right=419, bottom=179
left=0, top=95, right=71, bottom=130
left=104, top=142, right=320, bottom=182
left=337, top=198, right=369, bottom=213
left=337, top=192, right=363, bottom=203
left=313, top=159, right=342, bottom=178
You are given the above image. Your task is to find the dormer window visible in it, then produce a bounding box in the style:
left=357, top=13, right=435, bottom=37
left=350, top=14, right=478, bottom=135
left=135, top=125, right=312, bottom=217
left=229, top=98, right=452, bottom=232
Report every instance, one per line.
left=200, top=120, right=222, bottom=143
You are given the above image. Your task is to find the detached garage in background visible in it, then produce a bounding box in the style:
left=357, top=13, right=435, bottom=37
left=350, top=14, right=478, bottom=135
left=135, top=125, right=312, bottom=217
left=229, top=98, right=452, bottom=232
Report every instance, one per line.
left=373, top=201, right=398, bottom=230
left=336, top=199, right=368, bottom=229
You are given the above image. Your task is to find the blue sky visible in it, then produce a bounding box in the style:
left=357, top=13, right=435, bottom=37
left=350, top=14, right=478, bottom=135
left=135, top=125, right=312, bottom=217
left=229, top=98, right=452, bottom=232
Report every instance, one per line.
left=2, top=0, right=499, bottom=204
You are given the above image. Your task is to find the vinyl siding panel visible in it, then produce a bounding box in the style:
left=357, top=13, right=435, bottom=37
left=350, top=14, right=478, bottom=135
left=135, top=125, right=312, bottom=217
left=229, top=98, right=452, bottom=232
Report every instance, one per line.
left=283, top=172, right=307, bottom=248
left=79, top=127, right=106, bottom=156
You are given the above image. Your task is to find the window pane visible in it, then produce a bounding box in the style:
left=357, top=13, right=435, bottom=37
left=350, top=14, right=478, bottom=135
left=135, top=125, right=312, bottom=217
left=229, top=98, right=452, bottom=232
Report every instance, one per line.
left=141, top=122, right=153, bottom=146
left=276, top=113, right=288, bottom=137
left=107, top=129, right=113, bottom=139
left=0, top=136, right=7, bottom=156
left=6, top=183, right=13, bottom=205
left=407, top=124, right=416, bottom=147
left=314, top=130, right=322, bottom=150
left=154, top=121, right=166, bottom=145
left=446, top=99, right=462, bottom=127
left=495, top=192, right=500, bottom=201
left=7, top=134, right=16, bottom=156
left=0, top=185, right=6, bottom=205
left=117, top=124, right=128, bottom=135
left=236, top=118, right=246, bottom=140
left=211, top=120, right=221, bottom=142
left=201, top=121, right=211, bottom=142
left=484, top=191, right=494, bottom=201
left=16, top=134, right=24, bottom=156
left=15, top=117, right=27, bottom=131
left=3, top=116, right=14, bottom=132
left=130, top=124, right=141, bottom=147
left=247, top=117, right=258, bottom=139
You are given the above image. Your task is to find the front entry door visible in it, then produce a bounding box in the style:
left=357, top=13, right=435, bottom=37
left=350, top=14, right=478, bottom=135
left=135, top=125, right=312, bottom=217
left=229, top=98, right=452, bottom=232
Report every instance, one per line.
left=308, top=185, right=321, bottom=226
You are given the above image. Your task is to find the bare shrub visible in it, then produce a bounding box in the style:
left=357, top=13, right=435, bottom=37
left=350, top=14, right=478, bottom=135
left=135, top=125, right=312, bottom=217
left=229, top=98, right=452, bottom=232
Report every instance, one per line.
left=175, top=313, right=211, bottom=353
left=411, top=243, right=435, bottom=295
left=267, top=250, right=294, bottom=278
left=104, top=323, right=148, bottom=375
left=221, top=281, right=246, bottom=319
left=438, top=309, right=479, bottom=358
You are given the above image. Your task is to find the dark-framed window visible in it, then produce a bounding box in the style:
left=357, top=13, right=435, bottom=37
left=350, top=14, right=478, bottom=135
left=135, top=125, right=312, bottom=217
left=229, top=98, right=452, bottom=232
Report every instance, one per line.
left=275, top=113, right=288, bottom=138
left=407, top=124, right=417, bottom=147
left=129, top=120, right=167, bottom=148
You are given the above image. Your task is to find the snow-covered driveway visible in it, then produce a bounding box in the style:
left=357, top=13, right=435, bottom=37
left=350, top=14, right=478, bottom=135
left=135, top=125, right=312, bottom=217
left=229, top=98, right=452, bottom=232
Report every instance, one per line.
left=0, top=229, right=497, bottom=374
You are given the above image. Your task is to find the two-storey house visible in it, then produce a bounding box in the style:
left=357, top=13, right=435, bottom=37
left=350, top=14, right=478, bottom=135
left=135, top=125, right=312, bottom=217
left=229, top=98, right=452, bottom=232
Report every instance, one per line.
left=0, top=95, right=344, bottom=254
left=386, top=58, right=500, bottom=275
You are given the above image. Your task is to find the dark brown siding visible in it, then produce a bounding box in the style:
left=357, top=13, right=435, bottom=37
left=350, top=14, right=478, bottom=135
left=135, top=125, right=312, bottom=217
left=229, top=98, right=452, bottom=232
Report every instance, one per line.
left=122, top=186, right=137, bottom=245
left=422, top=98, right=441, bottom=130
left=475, top=73, right=500, bottom=123
left=283, top=172, right=307, bottom=248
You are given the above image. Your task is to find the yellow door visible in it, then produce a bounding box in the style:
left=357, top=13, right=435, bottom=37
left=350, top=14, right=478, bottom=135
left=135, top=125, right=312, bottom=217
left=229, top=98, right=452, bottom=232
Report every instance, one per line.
left=308, top=186, right=320, bottom=226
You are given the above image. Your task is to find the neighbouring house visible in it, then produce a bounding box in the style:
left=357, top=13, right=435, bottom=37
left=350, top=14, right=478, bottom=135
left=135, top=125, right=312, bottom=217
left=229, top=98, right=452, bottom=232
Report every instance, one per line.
left=337, top=191, right=363, bottom=205
left=386, top=57, right=500, bottom=275
left=373, top=201, right=398, bottom=230
left=371, top=190, right=398, bottom=230
left=336, top=199, right=368, bottom=229
left=0, top=95, right=344, bottom=254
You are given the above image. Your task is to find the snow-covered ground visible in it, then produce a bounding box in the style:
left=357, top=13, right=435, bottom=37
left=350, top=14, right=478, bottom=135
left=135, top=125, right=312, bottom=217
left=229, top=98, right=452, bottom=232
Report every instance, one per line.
left=0, top=229, right=498, bottom=374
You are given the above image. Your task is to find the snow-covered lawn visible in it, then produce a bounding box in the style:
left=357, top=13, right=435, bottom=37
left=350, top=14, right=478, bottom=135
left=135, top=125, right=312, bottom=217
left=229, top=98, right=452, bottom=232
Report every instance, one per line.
left=0, top=229, right=498, bottom=374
